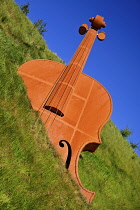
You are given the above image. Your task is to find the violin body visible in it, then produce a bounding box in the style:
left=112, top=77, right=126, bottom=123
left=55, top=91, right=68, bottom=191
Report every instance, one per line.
left=18, top=15, right=113, bottom=203
left=18, top=59, right=112, bottom=202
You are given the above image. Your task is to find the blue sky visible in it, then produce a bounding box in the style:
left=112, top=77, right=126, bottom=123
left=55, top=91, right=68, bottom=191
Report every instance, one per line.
left=15, top=0, right=140, bottom=155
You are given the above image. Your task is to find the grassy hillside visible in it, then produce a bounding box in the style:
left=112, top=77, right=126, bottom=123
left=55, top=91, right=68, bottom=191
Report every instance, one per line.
left=79, top=121, right=140, bottom=209
left=0, top=0, right=140, bottom=209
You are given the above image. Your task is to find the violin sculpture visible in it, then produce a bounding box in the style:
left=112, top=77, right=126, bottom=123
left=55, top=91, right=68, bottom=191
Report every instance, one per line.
left=18, top=15, right=112, bottom=203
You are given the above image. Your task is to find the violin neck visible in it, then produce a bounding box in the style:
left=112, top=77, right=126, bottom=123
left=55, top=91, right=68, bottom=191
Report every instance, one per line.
left=44, top=28, right=98, bottom=116
left=58, top=28, right=98, bottom=87
left=68, top=28, right=97, bottom=76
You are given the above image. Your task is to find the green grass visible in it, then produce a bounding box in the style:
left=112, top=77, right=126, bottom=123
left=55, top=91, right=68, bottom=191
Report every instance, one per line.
left=79, top=121, right=140, bottom=209
left=0, top=0, right=140, bottom=209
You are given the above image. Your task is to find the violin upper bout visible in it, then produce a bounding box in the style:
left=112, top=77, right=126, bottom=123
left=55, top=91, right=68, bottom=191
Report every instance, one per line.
left=18, top=59, right=67, bottom=111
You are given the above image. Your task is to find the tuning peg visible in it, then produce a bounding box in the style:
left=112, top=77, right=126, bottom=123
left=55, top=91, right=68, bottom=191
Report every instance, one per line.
left=97, top=32, right=106, bottom=41
left=79, top=24, right=88, bottom=35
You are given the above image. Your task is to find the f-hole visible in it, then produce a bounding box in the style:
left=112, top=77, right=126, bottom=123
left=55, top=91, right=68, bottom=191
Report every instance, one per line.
left=59, top=140, right=72, bottom=169
left=44, top=105, right=64, bottom=117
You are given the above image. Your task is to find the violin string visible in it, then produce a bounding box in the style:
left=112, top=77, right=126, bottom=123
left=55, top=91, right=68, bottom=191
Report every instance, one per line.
left=38, top=50, right=81, bottom=118
left=42, top=63, right=77, bottom=129
left=33, top=28, right=95, bottom=132
left=33, top=65, right=68, bottom=127
left=55, top=29, right=95, bottom=115
left=43, top=33, right=89, bottom=116
left=46, top=29, right=94, bottom=130
left=42, top=62, right=79, bottom=128
left=56, top=30, right=94, bottom=113
left=46, top=29, right=95, bottom=130
left=44, top=32, right=91, bottom=130
left=40, top=65, right=67, bottom=113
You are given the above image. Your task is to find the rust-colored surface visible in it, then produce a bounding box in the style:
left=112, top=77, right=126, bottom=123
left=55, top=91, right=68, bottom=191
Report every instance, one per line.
left=18, top=15, right=112, bottom=203
left=97, top=31, right=106, bottom=41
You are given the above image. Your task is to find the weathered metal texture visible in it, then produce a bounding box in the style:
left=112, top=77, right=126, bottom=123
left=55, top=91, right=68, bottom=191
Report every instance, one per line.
left=18, top=15, right=112, bottom=203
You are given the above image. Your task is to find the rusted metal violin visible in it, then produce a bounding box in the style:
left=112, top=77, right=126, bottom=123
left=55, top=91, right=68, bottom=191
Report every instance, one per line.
left=18, top=15, right=112, bottom=203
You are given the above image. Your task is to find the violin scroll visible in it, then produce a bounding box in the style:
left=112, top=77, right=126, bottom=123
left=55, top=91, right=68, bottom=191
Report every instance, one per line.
left=89, top=15, right=106, bottom=30
left=79, top=15, right=106, bottom=41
